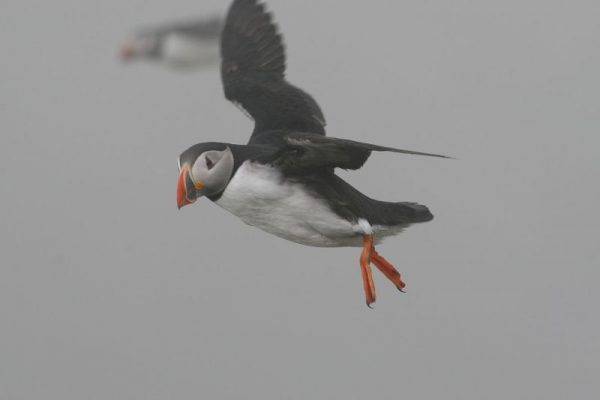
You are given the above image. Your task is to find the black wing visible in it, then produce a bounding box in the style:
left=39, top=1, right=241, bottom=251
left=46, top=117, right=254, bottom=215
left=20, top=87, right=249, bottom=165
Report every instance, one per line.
left=141, top=17, right=223, bottom=39
left=272, top=133, right=450, bottom=175
left=220, top=0, right=326, bottom=141
left=164, top=17, right=223, bottom=38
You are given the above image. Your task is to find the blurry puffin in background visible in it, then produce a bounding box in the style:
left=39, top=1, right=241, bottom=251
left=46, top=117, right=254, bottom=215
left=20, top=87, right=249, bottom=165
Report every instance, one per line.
left=119, top=16, right=222, bottom=69
left=177, top=0, right=449, bottom=307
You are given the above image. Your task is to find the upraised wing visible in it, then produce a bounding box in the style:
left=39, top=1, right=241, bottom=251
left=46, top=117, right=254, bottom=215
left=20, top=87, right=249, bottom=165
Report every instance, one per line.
left=271, top=132, right=450, bottom=175
left=220, top=0, right=326, bottom=140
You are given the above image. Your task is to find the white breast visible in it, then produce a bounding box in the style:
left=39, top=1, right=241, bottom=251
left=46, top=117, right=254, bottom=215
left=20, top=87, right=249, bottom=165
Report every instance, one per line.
left=161, top=33, right=220, bottom=69
left=214, top=162, right=369, bottom=247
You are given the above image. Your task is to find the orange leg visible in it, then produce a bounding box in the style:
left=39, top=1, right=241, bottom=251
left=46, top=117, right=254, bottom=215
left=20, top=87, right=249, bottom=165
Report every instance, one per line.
left=360, top=235, right=376, bottom=307
left=371, top=248, right=406, bottom=292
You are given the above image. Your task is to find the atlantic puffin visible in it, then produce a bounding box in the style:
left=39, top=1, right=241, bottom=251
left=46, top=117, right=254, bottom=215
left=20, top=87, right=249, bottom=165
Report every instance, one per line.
left=177, top=0, right=449, bottom=307
left=120, top=16, right=222, bottom=69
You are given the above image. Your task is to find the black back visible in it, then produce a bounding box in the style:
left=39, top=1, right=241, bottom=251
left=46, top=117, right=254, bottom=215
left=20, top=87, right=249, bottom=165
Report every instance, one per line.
left=295, top=172, right=434, bottom=227
left=223, top=145, right=434, bottom=226
left=137, top=16, right=223, bottom=43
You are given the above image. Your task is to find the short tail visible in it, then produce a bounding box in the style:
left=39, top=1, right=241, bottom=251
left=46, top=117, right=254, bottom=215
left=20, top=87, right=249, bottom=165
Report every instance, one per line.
left=396, top=202, right=434, bottom=223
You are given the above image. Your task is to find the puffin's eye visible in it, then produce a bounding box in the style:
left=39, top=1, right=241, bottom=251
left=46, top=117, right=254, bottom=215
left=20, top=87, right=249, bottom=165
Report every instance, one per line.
left=206, top=156, right=215, bottom=170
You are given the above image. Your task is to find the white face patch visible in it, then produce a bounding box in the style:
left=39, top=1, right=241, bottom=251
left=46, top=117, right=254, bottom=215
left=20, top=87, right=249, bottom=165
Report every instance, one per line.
left=190, top=147, right=234, bottom=196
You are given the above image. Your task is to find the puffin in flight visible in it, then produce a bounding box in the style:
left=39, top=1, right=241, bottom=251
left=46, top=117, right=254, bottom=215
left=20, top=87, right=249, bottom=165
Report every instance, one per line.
left=177, top=0, right=448, bottom=307
left=120, top=16, right=222, bottom=69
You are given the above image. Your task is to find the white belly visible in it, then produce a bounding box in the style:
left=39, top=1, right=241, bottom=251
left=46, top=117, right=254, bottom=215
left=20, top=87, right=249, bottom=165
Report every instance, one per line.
left=214, top=162, right=369, bottom=247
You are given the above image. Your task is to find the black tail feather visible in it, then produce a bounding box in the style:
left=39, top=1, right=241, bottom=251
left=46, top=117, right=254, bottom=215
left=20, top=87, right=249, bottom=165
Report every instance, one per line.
left=395, top=202, right=434, bottom=223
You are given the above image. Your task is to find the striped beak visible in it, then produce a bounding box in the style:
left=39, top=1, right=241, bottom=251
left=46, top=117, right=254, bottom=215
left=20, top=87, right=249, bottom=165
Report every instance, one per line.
left=177, top=165, right=203, bottom=209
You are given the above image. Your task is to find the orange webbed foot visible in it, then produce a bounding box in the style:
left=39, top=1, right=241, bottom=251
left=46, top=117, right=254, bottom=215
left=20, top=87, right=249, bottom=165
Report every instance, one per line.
left=371, top=248, right=406, bottom=292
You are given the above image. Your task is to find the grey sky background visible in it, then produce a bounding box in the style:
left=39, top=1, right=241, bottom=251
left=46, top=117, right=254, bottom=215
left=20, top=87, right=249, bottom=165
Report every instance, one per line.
left=1, top=0, right=599, bottom=399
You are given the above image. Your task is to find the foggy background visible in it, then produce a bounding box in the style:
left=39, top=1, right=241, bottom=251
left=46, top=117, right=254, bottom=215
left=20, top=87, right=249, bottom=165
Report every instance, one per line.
left=1, top=0, right=598, bottom=399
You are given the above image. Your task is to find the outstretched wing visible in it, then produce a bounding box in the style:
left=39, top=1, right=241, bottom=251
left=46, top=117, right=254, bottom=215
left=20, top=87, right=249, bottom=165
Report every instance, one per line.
left=220, top=0, right=326, bottom=141
left=271, top=132, right=450, bottom=175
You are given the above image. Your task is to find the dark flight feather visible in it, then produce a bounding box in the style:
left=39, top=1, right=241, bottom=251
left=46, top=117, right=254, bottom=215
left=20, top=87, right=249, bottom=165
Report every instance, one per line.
left=220, top=0, right=327, bottom=139
left=271, top=132, right=450, bottom=175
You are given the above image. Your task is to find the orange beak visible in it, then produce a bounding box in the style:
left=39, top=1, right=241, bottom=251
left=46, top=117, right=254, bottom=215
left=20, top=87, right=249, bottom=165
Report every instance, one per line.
left=177, top=165, right=203, bottom=209
left=119, top=42, right=136, bottom=61
left=177, top=167, right=192, bottom=209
